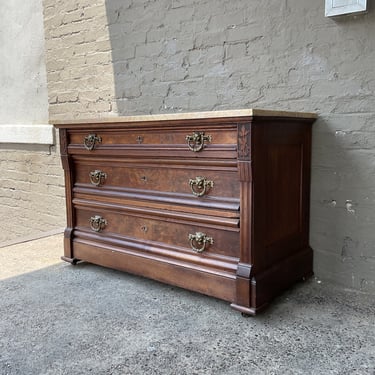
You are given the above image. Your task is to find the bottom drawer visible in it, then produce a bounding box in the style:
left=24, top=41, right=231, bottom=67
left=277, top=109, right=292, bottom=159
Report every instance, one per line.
left=74, top=205, right=240, bottom=260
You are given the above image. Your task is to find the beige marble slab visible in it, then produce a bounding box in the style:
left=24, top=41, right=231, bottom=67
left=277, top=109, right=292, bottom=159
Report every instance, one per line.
left=52, top=108, right=317, bottom=125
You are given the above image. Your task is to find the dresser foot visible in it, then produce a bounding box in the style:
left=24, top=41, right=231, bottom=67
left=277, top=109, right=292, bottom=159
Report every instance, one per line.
left=230, top=303, right=255, bottom=316
left=230, top=302, right=269, bottom=316
left=61, top=256, right=81, bottom=265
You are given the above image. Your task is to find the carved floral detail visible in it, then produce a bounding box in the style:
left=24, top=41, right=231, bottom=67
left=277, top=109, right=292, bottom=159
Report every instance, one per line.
left=238, top=125, right=250, bottom=158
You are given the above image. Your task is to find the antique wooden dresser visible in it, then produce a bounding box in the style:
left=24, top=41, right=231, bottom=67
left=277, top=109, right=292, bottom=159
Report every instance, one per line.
left=54, top=109, right=317, bottom=315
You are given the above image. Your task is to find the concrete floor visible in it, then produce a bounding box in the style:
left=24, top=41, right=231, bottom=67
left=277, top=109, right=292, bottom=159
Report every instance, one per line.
left=0, top=234, right=374, bottom=375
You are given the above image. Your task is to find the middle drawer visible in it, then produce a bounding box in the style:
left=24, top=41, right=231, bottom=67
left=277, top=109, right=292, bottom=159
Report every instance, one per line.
left=73, top=158, right=240, bottom=200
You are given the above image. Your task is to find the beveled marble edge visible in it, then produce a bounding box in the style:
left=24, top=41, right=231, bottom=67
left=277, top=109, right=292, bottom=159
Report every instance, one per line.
left=51, top=109, right=317, bottom=125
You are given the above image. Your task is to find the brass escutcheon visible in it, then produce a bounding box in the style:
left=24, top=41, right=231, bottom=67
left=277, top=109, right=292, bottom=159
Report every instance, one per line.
left=84, top=134, right=102, bottom=151
left=186, top=131, right=211, bottom=152
left=189, top=176, right=214, bottom=197
left=89, top=170, right=107, bottom=186
left=89, top=215, right=107, bottom=232
left=188, top=232, right=214, bottom=253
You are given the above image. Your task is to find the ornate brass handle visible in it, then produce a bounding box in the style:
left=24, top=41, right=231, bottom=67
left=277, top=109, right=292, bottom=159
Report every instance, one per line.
left=89, top=170, right=107, bottom=186
left=84, top=134, right=102, bottom=151
left=189, top=176, right=214, bottom=197
left=186, top=132, right=211, bottom=152
left=188, top=232, right=214, bottom=253
left=89, top=215, right=107, bottom=232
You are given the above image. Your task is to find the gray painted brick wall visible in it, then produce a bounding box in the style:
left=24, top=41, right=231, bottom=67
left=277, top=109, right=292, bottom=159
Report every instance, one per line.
left=43, top=0, right=375, bottom=292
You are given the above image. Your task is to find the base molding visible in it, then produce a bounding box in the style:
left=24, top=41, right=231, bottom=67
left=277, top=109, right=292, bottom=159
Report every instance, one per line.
left=255, top=247, right=313, bottom=305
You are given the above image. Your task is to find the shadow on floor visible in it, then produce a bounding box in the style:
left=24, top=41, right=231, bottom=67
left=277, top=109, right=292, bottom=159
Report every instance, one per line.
left=0, top=256, right=374, bottom=375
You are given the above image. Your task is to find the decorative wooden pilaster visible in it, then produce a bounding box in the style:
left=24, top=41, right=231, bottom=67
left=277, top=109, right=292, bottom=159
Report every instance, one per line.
left=59, top=129, right=76, bottom=262
left=231, top=122, right=254, bottom=314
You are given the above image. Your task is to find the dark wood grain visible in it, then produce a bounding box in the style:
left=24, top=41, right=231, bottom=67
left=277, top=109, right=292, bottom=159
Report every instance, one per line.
left=73, top=159, right=240, bottom=199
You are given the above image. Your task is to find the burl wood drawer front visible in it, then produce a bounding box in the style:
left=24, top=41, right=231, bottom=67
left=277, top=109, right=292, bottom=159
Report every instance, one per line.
left=67, top=126, right=237, bottom=158
left=73, top=159, right=240, bottom=200
left=74, top=205, right=240, bottom=259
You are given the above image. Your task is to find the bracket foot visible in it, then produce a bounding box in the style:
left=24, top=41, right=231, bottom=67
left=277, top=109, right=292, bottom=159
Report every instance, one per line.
left=61, top=256, right=81, bottom=265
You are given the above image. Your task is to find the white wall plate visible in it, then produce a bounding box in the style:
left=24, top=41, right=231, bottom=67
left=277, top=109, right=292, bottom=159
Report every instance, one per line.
left=325, top=0, right=367, bottom=17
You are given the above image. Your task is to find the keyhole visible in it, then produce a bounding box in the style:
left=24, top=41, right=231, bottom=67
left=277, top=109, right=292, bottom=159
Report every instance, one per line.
left=141, top=225, right=148, bottom=233
left=136, top=136, right=143, bottom=144
left=141, top=176, right=147, bottom=182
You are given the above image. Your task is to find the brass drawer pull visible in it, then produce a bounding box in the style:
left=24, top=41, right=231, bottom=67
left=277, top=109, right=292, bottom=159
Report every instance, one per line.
left=188, top=232, right=214, bottom=253
left=84, top=134, right=102, bottom=151
left=89, top=170, right=107, bottom=186
left=189, top=176, right=214, bottom=197
left=186, top=131, right=211, bottom=152
left=89, top=215, right=107, bottom=232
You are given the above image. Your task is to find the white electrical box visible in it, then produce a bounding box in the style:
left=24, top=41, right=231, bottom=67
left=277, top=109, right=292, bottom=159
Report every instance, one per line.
left=325, top=0, right=367, bottom=17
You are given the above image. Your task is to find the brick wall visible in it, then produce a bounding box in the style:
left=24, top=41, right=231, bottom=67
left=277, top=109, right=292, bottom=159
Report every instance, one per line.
left=0, top=144, right=65, bottom=243
left=42, top=0, right=375, bottom=292
left=43, top=0, right=115, bottom=120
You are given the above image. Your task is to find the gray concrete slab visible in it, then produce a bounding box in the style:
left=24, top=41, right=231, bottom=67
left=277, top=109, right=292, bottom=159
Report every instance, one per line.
left=0, top=234, right=374, bottom=374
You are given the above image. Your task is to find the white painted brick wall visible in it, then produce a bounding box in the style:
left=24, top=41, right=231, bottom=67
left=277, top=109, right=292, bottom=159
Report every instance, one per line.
left=0, top=142, right=65, bottom=243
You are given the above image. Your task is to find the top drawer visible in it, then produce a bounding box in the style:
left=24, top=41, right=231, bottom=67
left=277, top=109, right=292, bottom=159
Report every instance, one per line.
left=67, top=125, right=238, bottom=159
